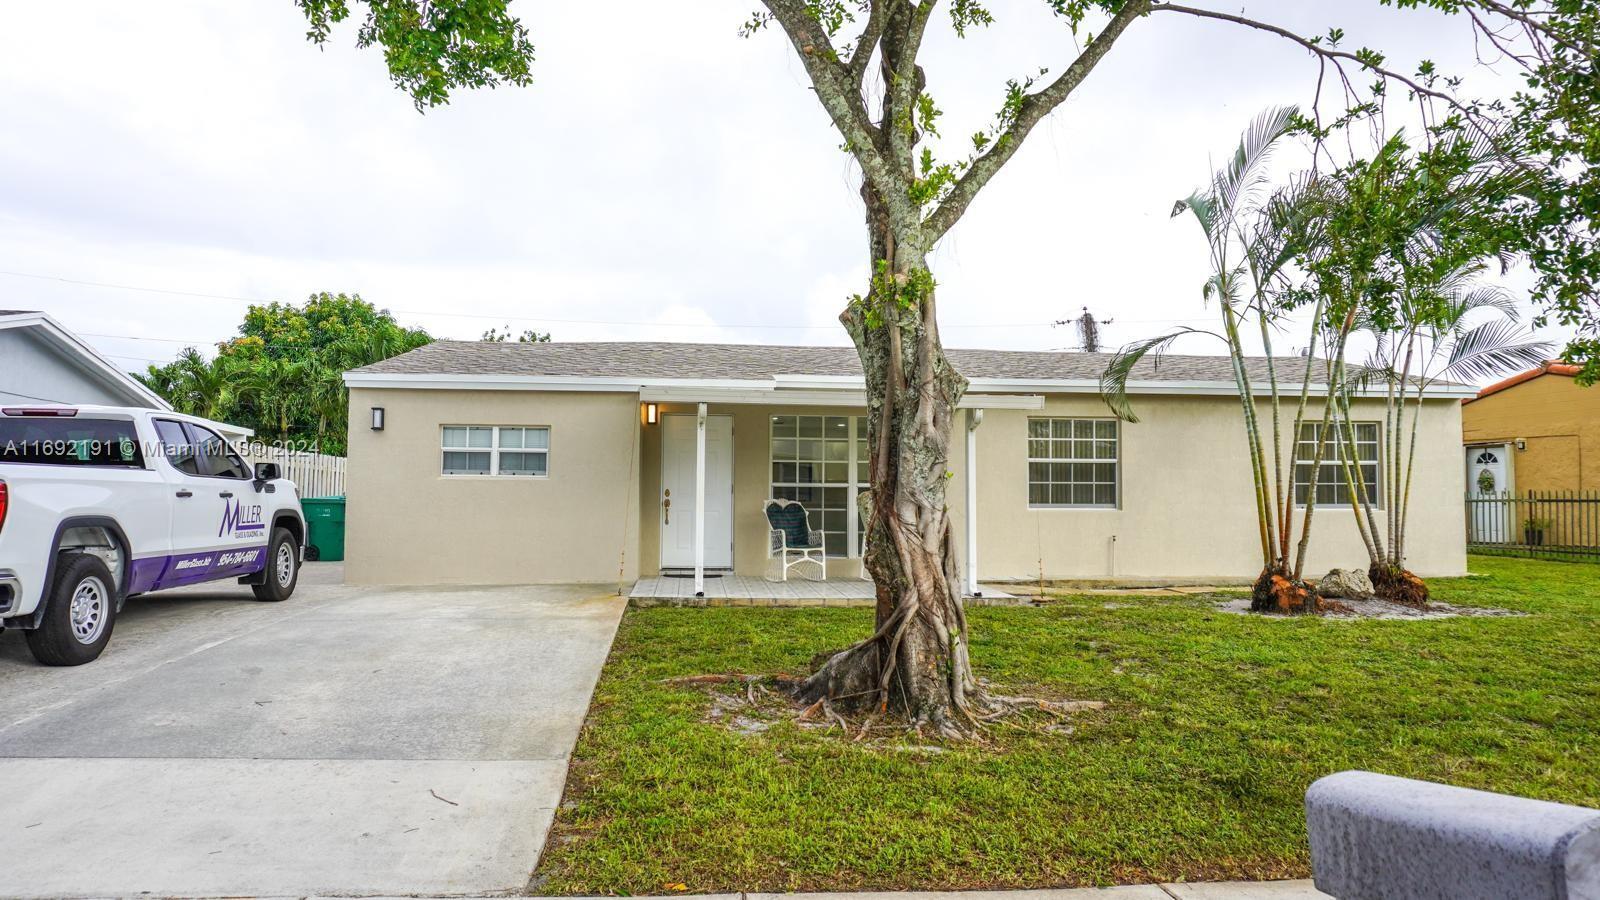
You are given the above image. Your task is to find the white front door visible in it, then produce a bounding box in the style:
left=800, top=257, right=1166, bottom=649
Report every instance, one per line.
left=1466, top=444, right=1511, bottom=543
left=661, top=414, right=733, bottom=568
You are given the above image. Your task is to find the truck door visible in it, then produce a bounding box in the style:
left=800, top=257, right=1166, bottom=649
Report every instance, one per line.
left=151, top=419, right=269, bottom=588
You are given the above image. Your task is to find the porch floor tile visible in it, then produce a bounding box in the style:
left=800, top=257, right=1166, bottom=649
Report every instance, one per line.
left=629, top=574, right=1015, bottom=605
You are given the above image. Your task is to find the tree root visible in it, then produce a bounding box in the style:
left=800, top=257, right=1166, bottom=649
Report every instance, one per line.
left=1369, top=564, right=1430, bottom=607
left=666, top=671, right=1104, bottom=744
left=1250, top=567, right=1335, bottom=615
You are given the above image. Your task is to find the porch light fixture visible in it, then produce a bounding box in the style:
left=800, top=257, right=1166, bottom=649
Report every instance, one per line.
left=644, top=402, right=659, bottom=425
left=371, top=406, right=386, bottom=431
left=1515, top=438, right=1527, bottom=451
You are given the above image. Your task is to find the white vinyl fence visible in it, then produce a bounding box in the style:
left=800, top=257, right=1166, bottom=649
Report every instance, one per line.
left=241, top=445, right=346, bottom=498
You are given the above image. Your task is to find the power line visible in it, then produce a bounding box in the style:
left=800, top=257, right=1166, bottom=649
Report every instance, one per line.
left=4, top=267, right=1039, bottom=331
left=1, top=387, right=74, bottom=405
left=1, top=266, right=1217, bottom=334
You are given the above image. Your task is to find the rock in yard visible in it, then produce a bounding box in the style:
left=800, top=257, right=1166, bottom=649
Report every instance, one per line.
left=1318, top=568, right=1375, bottom=599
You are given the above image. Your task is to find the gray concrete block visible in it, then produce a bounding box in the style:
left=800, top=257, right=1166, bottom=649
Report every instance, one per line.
left=1305, top=770, right=1600, bottom=900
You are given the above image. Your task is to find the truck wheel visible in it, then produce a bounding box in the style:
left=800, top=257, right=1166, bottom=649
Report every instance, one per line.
left=26, top=553, right=118, bottom=666
left=253, top=527, right=299, bottom=602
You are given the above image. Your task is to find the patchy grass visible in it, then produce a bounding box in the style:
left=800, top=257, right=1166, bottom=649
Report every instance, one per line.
left=535, top=556, right=1600, bottom=894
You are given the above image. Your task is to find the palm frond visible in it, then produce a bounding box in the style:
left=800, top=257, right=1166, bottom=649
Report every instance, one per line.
left=1099, top=328, right=1221, bottom=422
left=1215, top=105, right=1299, bottom=218
left=1450, top=284, right=1522, bottom=323
left=1440, top=321, right=1554, bottom=383
left=1339, top=361, right=1391, bottom=400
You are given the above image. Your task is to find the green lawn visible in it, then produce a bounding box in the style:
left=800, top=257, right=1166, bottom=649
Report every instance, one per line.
left=536, top=556, right=1600, bottom=894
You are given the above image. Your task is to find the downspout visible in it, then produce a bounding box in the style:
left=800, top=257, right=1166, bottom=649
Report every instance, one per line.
left=694, top=402, right=707, bottom=598
left=965, top=408, right=983, bottom=597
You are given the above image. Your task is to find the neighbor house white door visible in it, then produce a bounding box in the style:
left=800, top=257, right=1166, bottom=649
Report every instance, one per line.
left=1467, top=444, right=1511, bottom=543
left=660, top=414, right=733, bottom=568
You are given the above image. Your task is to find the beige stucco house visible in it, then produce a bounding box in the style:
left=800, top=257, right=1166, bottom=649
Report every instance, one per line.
left=341, top=341, right=1471, bottom=590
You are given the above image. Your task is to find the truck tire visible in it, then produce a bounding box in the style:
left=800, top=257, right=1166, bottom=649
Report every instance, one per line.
left=26, top=552, right=118, bottom=666
left=252, top=527, right=300, bottom=602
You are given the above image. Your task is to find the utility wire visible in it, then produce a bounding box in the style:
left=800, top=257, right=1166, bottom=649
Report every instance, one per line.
left=2, top=267, right=1214, bottom=336
left=0, top=387, right=74, bottom=405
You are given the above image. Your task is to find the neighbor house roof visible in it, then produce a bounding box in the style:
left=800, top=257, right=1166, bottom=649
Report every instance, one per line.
left=0, top=310, right=174, bottom=410
left=355, top=340, right=1292, bottom=382
left=1468, top=360, right=1582, bottom=403
left=0, top=310, right=255, bottom=437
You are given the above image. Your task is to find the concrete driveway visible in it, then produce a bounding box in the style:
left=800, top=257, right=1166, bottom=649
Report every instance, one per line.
left=0, top=563, right=626, bottom=898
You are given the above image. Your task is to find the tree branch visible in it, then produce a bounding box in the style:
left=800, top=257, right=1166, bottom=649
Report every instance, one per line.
left=1469, top=0, right=1592, bottom=58
left=847, top=0, right=892, bottom=89
left=1150, top=4, right=1485, bottom=124
left=761, top=0, right=899, bottom=204
left=883, top=1, right=939, bottom=187
left=923, top=0, right=1151, bottom=242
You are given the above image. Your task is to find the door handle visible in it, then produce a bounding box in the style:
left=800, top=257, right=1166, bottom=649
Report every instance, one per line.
left=219, top=491, right=234, bottom=498
left=175, top=490, right=193, bottom=499
left=663, top=497, right=670, bottom=524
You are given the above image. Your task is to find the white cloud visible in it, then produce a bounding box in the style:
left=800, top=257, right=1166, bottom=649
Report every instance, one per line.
left=0, top=0, right=1568, bottom=381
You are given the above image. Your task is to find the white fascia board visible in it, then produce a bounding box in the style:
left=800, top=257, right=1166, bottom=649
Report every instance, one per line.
left=643, top=386, right=865, bottom=406
left=962, top=394, right=1045, bottom=409
left=5, top=313, right=175, bottom=411
left=771, top=374, right=864, bottom=390
left=342, top=372, right=779, bottom=392
left=641, top=385, right=1044, bottom=409
left=965, top=377, right=1478, bottom=400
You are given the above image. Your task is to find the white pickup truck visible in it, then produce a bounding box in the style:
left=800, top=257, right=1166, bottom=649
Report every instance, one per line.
left=0, top=405, right=305, bottom=665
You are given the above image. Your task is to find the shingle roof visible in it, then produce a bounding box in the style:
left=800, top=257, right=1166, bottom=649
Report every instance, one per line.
left=351, top=340, right=1305, bottom=384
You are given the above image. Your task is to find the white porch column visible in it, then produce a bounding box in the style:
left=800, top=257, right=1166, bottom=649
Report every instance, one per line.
left=966, top=408, right=983, bottom=597
left=694, top=402, right=707, bottom=597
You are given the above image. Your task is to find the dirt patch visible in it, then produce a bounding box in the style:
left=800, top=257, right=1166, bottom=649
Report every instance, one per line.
left=1215, top=595, right=1521, bottom=620
left=674, top=673, right=1106, bottom=744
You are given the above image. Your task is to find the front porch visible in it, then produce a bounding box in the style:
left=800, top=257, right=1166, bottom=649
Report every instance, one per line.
left=638, top=389, right=1045, bottom=596
left=628, top=573, right=1018, bottom=606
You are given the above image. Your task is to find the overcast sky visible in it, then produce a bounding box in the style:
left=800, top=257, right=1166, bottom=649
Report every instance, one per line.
left=0, top=1, right=1566, bottom=382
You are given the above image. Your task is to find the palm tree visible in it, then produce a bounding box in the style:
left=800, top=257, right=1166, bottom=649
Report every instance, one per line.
left=138, top=347, right=236, bottom=420
left=1102, top=106, right=1343, bottom=613
left=234, top=356, right=309, bottom=443
left=1338, top=264, right=1550, bottom=602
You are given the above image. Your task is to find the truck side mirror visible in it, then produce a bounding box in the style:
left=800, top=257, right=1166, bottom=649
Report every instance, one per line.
left=253, top=462, right=281, bottom=483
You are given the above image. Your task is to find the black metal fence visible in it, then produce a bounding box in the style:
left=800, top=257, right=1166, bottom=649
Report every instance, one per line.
left=1465, top=491, right=1600, bottom=561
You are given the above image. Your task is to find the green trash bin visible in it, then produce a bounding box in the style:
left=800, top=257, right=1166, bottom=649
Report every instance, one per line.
left=301, top=496, right=346, bottom=562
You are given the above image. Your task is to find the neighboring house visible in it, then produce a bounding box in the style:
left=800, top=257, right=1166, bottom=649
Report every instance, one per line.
left=1462, top=361, right=1596, bottom=495
left=0, top=310, right=251, bottom=441
left=342, top=341, right=1472, bottom=588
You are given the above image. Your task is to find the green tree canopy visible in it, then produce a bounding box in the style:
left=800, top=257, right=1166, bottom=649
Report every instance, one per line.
left=136, top=293, right=430, bottom=454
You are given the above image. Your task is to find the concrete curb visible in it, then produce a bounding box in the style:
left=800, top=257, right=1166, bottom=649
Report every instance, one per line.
left=307, top=881, right=1327, bottom=900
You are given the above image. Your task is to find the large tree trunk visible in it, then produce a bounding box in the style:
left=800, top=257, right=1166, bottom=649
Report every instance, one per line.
left=795, top=190, right=978, bottom=736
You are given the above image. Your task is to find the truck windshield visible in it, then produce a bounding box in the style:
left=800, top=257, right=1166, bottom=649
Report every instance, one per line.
left=0, top=417, right=146, bottom=468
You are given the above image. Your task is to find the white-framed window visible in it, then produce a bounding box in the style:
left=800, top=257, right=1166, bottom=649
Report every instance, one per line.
left=770, top=415, right=869, bottom=557
left=442, top=425, right=549, bottom=476
left=1293, top=421, right=1379, bottom=506
left=1027, top=418, right=1118, bottom=508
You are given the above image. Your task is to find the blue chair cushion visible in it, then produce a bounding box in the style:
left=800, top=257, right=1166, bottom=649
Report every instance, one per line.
left=766, top=502, right=812, bottom=548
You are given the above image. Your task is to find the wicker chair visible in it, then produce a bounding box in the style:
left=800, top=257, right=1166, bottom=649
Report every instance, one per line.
left=764, top=499, right=826, bottom=581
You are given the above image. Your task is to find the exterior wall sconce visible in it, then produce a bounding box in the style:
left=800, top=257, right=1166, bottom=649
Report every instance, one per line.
left=371, top=407, right=386, bottom=431
left=644, top=402, right=659, bottom=425
left=1515, top=438, right=1527, bottom=451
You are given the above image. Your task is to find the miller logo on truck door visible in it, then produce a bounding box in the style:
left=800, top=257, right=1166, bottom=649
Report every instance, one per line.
left=219, top=497, right=266, bottom=538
